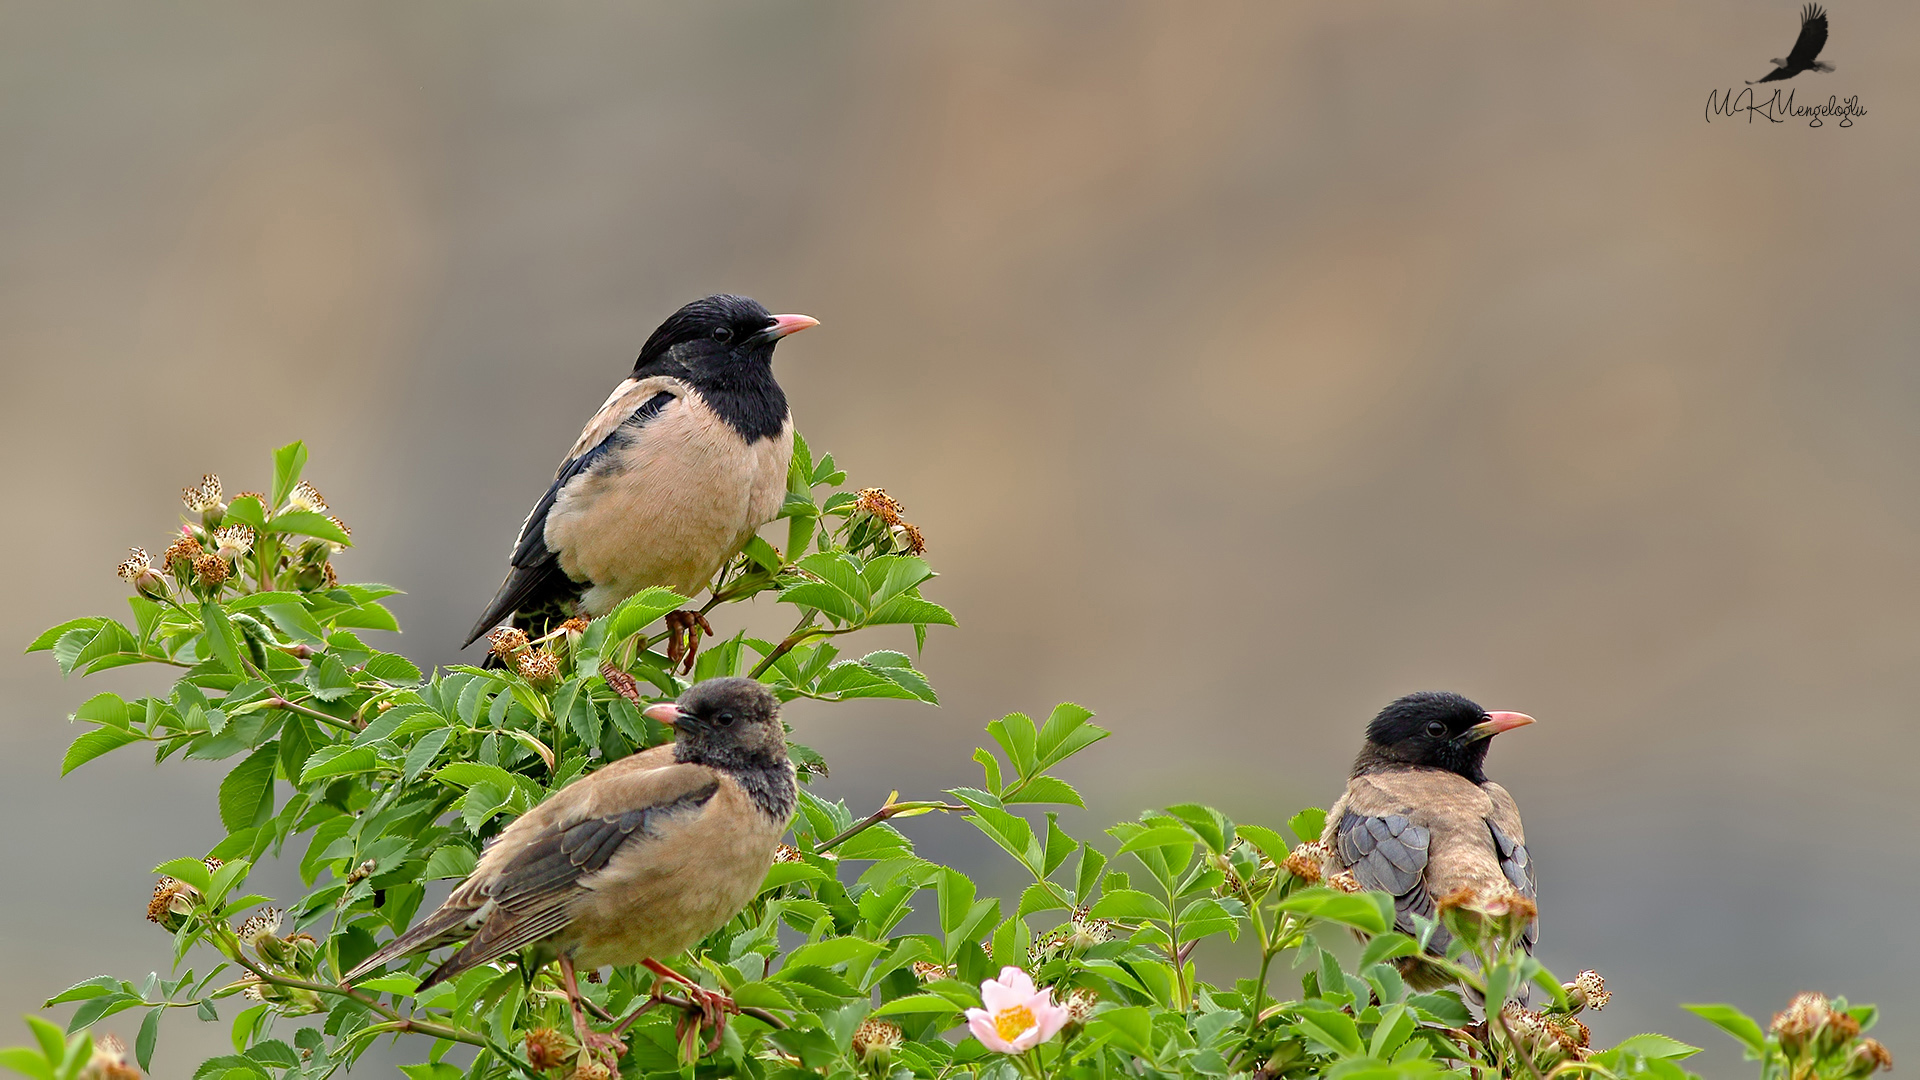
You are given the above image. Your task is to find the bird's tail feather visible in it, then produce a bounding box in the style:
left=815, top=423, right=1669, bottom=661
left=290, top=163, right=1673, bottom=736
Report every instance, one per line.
left=342, top=906, right=476, bottom=983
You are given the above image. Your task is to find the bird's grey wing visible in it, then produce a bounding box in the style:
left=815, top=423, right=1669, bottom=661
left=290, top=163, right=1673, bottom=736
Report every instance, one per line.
left=1787, top=4, right=1828, bottom=67
left=417, top=776, right=720, bottom=988
left=463, top=387, right=679, bottom=647
left=1334, top=810, right=1435, bottom=939
left=1487, top=819, right=1538, bottom=953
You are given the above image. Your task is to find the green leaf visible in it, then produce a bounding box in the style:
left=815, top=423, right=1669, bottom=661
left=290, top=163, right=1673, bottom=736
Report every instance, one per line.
left=1605, top=1034, right=1703, bottom=1061
left=1277, top=887, right=1393, bottom=934
left=271, top=441, right=308, bottom=507
left=27, top=617, right=107, bottom=653
left=1117, top=825, right=1196, bottom=856
left=152, top=857, right=215, bottom=894
left=1089, top=1005, right=1156, bottom=1058
left=135, top=1008, right=160, bottom=1072
left=0, top=1048, right=54, bottom=1080
left=872, top=993, right=964, bottom=1017
left=61, top=727, right=141, bottom=775
left=1074, top=842, right=1107, bottom=904
left=1004, top=776, right=1084, bottom=807
left=43, top=977, right=119, bottom=1006
left=266, top=510, right=350, bottom=545
left=422, top=844, right=477, bottom=880
left=1296, top=1007, right=1365, bottom=1056
left=1089, top=889, right=1171, bottom=922
left=199, top=603, right=244, bottom=674
left=1683, top=1004, right=1767, bottom=1055
left=1289, top=807, right=1328, bottom=846
left=299, top=744, right=378, bottom=783
left=986, top=712, right=1038, bottom=776
left=363, top=653, right=422, bottom=684
left=218, top=743, right=277, bottom=832
left=1236, top=824, right=1294, bottom=863
left=606, top=586, right=690, bottom=642
left=73, top=692, right=131, bottom=729
left=403, top=729, right=450, bottom=782
left=865, top=595, right=956, bottom=627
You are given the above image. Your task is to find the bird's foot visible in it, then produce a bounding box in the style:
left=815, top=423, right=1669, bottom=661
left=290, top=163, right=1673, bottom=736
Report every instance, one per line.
left=663, top=610, right=714, bottom=674
left=577, top=1027, right=628, bottom=1064
left=630, top=958, right=737, bottom=1057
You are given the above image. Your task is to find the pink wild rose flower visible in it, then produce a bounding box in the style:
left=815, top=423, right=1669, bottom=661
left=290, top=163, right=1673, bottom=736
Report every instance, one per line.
left=965, top=966, right=1071, bottom=1054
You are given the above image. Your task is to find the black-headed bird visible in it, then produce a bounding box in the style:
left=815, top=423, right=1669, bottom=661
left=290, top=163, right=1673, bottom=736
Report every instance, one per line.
left=465, top=295, right=815, bottom=669
left=344, top=677, right=795, bottom=1059
left=1321, top=691, right=1538, bottom=999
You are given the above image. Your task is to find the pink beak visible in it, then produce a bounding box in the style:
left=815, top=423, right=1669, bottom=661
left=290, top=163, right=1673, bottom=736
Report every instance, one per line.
left=764, top=313, right=819, bottom=340
left=642, top=702, right=685, bottom=726
left=1468, top=711, right=1537, bottom=740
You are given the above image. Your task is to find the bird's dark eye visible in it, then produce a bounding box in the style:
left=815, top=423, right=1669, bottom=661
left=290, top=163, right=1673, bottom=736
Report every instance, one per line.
left=711, top=326, right=734, bottom=344
left=1424, top=721, right=1448, bottom=739
left=715, top=712, right=735, bottom=727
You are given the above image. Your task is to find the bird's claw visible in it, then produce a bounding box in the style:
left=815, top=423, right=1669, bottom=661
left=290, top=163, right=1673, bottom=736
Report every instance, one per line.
left=663, top=610, right=714, bottom=674
left=578, top=1028, right=628, bottom=1064
left=671, top=984, right=737, bottom=1057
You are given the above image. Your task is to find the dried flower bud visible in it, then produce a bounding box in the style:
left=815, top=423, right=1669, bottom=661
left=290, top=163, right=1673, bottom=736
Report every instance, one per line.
left=147, top=877, right=200, bottom=933
left=1066, top=906, right=1114, bottom=950
left=1326, top=870, right=1363, bottom=894
left=1064, top=988, right=1099, bottom=1026
left=1284, top=841, right=1329, bottom=883
left=321, top=561, right=338, bottom=589
left=116, top=548, right=168, bottom=599
left=1772, top=992, right=1833, bottom=1057
left=288, top=480, right=328, bottom=514
left=78, top=1033, right=141, bottom=1080
left=851, top=1018, right=903, bottom=1068
left=523, top=1026, right=575, bottom=1070
left=192, top=552, right=228, bottom=589
left=236, top=906, right=283, bottom=947
left=773, top=844, right=803, bottom=863
left=1848, top=1038, right=1894, bottom=1078
left=1551, top=1015, right=1591, bottom=1052
left=346, top=859, right=377, bottom=886
left=517, top=648, right=560, bottom=688
left=212, top=525, right=254, bottom=561
left=1565, top=970, right=1610, bottom=1012
left=182, top=474, right=223, bottom=513
left=1499, top=1005, right=1565, bottom=1066
left=912, top=961, right=955, bottom=982
left=852, top=487, right=905, bottom=526
left=568, top=1058, right=612, bottom=1080
left=488, top=626, right=530, bottom=661
left=324, top=515, right=351, bottom=552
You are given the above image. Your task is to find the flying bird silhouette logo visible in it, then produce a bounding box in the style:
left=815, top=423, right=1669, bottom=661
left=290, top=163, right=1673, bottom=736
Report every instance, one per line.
left=1749, top=4, right=1836, bottom=84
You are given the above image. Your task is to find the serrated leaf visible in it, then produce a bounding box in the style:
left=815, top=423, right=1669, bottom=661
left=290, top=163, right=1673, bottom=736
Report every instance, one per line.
left=61, top=727, right=141, bottom=775
left=299, top=744, right=378, bottom=783
left=1089, top=889, right=1170, bottom=922
left=1003, top=775, right=1084, bottom=807
left=266, top=510, right=350, bottom=545
left=218, top=743, right=277, bottom=832
left=1682, top=1004, right=1766, bottom=1054
left=271, top=441, right=308, bottom=507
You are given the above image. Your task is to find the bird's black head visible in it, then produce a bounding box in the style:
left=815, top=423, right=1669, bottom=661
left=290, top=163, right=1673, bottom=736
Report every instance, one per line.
left=631, top=295, right=815, bottom=441
left=1352, top=691, right=1535, bottom=784
left=645, top=676, right=789, bottom=771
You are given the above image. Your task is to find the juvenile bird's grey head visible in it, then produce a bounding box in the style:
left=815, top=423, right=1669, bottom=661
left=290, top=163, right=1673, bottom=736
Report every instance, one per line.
left=1352, top=691, right=1535, bottom=784
left=645, top=677, right=788, bottom=770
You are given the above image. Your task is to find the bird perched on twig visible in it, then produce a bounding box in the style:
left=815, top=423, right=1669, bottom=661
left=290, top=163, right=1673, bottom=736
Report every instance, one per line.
left=1321, top=692, right=1538, bottom=1001
left=465, top=294, right=816, bottom=671
left=1749, top=4, right=1835, bottom=84
left=343, top=677, right=796, bottom=1059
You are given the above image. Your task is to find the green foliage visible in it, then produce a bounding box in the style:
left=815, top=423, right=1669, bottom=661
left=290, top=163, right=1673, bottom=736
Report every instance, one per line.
left=5, top=442, right=1890, bottom=1080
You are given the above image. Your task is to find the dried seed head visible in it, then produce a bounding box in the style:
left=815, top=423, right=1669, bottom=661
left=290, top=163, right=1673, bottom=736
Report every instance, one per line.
left=851, top=1018, right=903, bottom=1062
left=893, top=521, right=927, bottom=555
left=288, top=480, right=328, bottom=514
left=321, top=561, right=338, bottom=588
left=1552, top=1016, right=1592, bottom=1051
left=488, top=626, right=529, bottom=660
left=1772, top=992, right=1833, bottom=1056
left=1067, top=906, right=1115, bottom=950
left=162, top=535, right=202, bottom=574
left=324, top=515, right=351, bottom=551
left=523, top=1026, right=574, bottom=1070
left=1284, top=841, right=1329, bottom=883
left=213, top=525, right=254, bottom=561
left=1326, top=870, right=1363, bottom=894
left=1565, top=970, right=1609, bottom=1012
left=517, top=648, right=560, bottom=687
left=115, top=548, right=151, bottom=583
left=568, top=1058, right=612, bottom=1080
left=561, top=616, right=589, bottom=635
left=912, top=961, right=955, bottom=982
left=1065, top=988, right=1099, bottom=1026
left=182, top=474, right=223, bottom=513
left=147, top=877, right=199, bottom=932
left=773, top=844, right=803, bottom=863
left=240, top=975, right=269, bottom=1002
left=236, top=907, right=284, bottom=947
left=193, top=552, right=228, bottom=588
left=853, top=487, right=905, bottom=525
left=1848, top=1038, right=1894, bottom=1078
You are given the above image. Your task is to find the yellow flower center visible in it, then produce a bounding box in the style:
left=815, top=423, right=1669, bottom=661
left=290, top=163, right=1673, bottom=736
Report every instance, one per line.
left=993, top=1005, right=1036, bottom=1042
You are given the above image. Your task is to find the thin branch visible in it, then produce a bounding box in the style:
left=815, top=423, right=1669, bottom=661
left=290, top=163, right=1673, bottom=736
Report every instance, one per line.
left=820, top=800, right=970, bottom=851
left=265, top=696, right=357, bottom=734
left=1493, top=1008, right=1549, bottom=1080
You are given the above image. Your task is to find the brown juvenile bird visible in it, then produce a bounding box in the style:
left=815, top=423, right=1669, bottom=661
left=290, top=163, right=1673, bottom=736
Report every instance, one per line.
left=465, top=295, right=816, bottom=671
left=1321, top=691, right=1537, bottom=999
left=344, top=677, right=795, bottom=1057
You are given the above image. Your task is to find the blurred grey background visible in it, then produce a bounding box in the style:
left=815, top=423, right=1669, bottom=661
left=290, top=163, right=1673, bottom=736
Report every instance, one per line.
left=3, top=1, right=1915, bottom=1074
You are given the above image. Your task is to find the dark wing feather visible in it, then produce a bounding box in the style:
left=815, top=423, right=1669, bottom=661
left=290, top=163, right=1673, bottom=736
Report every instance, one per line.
left=1786, top=4, right=1828, bottom=68
left=1335, top=811, right=1434, bottom=937
left=463, top=390, right=679, bottom=647
left=415, top=781, right=719, bottom=988
left=1487, top=820, right=1539, bottom=953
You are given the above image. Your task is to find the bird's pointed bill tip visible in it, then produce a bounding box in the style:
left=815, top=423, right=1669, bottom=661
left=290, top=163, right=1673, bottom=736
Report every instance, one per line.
left=765, top=313, right=819, bottom=340
left=1469, top=711, right=1536, bottom=739
left=643, top=702, right=685, bottom=726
